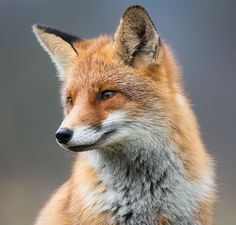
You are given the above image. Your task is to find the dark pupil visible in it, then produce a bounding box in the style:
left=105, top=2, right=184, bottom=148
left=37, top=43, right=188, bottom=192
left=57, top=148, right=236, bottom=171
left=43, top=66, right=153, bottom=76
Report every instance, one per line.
left=67, top=97, right=72, bottom=104
left=102, top=91, right=115, bottom=100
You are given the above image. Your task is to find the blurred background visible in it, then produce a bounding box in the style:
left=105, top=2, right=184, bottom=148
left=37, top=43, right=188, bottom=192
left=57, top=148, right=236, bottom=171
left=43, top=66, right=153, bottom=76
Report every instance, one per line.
left=0, top=0, right=235, bottom=224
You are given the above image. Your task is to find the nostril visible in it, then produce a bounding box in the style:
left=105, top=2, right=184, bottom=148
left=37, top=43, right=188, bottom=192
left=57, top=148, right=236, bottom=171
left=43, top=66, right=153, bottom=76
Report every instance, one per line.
left=55, top=128, right=73, bottom=144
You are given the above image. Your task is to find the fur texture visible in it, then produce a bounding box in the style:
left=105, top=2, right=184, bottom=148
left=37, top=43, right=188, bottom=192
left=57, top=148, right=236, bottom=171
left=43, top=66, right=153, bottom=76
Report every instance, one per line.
left=33, top=5, right=216, bottom=225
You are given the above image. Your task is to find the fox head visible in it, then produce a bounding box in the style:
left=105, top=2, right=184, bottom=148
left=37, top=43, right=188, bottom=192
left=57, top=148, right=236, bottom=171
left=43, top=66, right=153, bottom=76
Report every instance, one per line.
left=33, top=5, right=180, bottom=153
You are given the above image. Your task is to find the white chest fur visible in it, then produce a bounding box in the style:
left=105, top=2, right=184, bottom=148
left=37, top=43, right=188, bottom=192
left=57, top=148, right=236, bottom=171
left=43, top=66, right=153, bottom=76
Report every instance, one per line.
left=84, top=137, right=213, bottom=225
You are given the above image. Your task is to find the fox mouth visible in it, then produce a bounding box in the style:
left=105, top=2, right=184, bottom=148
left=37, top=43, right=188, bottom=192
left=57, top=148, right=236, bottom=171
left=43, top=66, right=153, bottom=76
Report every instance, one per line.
left=67, top=130, right=116, bottom=152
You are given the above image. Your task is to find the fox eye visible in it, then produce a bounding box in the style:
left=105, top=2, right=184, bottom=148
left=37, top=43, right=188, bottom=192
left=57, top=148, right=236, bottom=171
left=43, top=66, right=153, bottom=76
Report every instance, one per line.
left=100, top=90, right=117, bottom=101
left=66, top=96, right=73, bottom=106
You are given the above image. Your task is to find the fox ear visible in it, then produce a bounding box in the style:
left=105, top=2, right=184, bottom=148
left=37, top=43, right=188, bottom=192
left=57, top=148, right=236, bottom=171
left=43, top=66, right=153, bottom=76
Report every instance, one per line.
left=32, top=24, right=81, bottom=76
left=114, top=5, right=163, bottom=67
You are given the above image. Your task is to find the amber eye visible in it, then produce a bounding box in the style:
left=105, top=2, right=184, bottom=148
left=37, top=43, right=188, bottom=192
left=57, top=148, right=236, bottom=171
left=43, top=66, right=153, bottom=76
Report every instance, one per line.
left=66, top=96, right=73, bottom=106
left=100, top=90, right=117, bottom=101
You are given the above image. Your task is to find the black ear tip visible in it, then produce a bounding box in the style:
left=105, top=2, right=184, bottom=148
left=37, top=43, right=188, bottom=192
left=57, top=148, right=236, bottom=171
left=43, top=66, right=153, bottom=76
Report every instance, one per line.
left=32, top=24, right=47, bottom=32
left=127, top=5, right=145, bottom=9
left=123, top=5, right=148, bottom=17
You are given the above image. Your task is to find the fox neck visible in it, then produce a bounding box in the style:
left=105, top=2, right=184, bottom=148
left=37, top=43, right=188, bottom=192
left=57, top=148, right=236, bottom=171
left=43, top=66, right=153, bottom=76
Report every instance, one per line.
left=84, top=133, right=203, bottom=225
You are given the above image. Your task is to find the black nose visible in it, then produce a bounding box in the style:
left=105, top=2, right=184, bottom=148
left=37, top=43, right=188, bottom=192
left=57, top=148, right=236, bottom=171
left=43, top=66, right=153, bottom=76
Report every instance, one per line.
left=55, top=128, right=73, bottom=144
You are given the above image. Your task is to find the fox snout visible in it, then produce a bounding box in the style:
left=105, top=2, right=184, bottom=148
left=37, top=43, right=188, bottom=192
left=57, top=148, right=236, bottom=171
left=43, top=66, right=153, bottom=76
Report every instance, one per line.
left=55, top=111, right=128, bottom=152
left=56, top=125, right=100, bottom=152
left=55, top=125, right=118, bottom=152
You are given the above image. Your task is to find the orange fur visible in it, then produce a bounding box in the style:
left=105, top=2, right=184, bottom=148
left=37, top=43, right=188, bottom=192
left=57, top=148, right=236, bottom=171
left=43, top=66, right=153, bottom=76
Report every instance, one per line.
left=155, top=214, right=172, bottom=225
left=194, top=198, right=216, bottom=225
left=35, top=155, right=116, bottom=225
left=33, top=5, right=216, bottom=225
left=69, top=155, right=115, bottom=225
left=35, top=181, right=72, bottom=225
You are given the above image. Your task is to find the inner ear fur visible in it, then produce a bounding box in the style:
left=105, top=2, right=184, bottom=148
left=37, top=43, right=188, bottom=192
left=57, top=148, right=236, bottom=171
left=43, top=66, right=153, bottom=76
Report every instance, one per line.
left=114, top=5, right=163, bottom=67
left=32, top=24, right=81, bottom=75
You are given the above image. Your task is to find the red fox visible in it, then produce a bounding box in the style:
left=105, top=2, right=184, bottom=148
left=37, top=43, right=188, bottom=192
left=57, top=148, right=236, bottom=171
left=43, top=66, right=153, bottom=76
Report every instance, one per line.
left=33, top=5, right=216, bottom=225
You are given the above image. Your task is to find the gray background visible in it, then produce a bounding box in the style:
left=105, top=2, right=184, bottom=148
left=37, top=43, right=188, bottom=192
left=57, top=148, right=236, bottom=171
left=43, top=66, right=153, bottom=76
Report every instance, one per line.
left=0, top=1, right=235, bottom=225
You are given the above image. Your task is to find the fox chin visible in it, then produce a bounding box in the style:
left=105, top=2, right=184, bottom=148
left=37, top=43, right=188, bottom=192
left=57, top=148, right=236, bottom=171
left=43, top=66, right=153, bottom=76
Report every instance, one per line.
left=33, top=5, right=216, bottom=225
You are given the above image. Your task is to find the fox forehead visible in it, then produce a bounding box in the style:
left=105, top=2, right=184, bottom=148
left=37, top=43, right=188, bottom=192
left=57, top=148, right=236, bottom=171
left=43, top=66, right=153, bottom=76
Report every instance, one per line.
left=62, top=36, right=165, bottom=98
left=64, top=36, right=127, bottom=84
left=62, top=41, right=133, bottom=90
